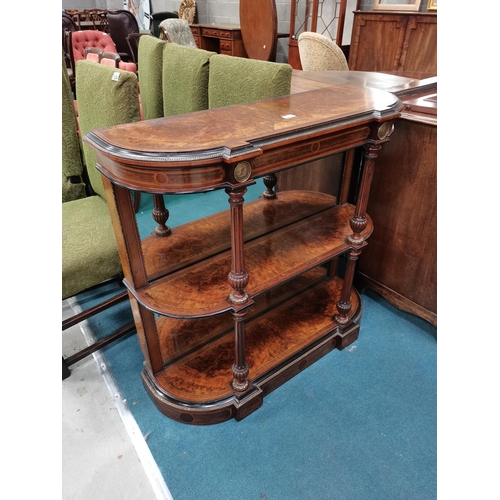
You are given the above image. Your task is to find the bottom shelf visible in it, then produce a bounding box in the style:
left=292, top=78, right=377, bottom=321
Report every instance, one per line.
left=141, top=274, right=362, bottom=425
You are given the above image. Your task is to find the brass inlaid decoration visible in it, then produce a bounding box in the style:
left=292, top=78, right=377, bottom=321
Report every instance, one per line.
left=377, top=121, right=393, bottom=140
left=234, top=161, right=252, bottom=183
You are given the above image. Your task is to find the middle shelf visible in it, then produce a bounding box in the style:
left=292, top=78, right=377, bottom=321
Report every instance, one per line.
left=131, top=190, right=372, bottom=319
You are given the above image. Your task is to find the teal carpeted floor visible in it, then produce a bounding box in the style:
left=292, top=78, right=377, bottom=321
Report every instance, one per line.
left=75, top=184, right=437, bottom=500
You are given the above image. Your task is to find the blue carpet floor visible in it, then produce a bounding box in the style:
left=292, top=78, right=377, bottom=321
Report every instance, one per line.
left=76, top=185, right=437, bottom=500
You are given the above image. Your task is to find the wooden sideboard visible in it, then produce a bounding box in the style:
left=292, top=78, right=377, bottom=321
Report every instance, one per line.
left=84, top=84, right=401, bottom=424
left=348, top=11, right=437, bottom=75
left=190, top=23, right=247, bottom=58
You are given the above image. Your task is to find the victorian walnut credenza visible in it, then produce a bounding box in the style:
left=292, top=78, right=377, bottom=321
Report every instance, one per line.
left=84, top=85, right=402, bottom=425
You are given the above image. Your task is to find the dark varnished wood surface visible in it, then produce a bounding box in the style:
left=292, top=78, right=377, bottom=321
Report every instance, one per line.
left=85, top=83, right=400, bottom=424
left=239, top=0, right=278, bottom=61
left=143, top=190, right=336, bottom=280
left=281, top=70, right=436, bottom=198
left=85, top=86, right=401, bottom=194
left=291, top=70, right=437, bottom=99
left=348, top=11, right=437, bottom=75
left=157, top=267, right=327, bottom=366
left=131, top=198, right=372, bottom=318
left=148, top=276, right=360, bottom=410
left=190, top=23, right=247, bottom=58
left=356, top=117, right=437, bottom=325
left=280, top=71, right=437, bottom=324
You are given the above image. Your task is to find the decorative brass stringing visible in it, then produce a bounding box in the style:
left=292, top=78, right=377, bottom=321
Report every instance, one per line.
left=233, top=161, right=252, bottom=182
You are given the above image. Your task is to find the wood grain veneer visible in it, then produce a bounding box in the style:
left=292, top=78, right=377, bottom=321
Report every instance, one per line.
left=84, top=85, right=402, bottom=424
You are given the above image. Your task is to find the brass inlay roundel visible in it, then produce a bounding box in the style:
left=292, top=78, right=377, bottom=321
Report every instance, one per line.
left=234, top=161, right=252, bottom=183
left=155, top=173, right=168, bottom=184
left=377, top=122, right=392, bottom=140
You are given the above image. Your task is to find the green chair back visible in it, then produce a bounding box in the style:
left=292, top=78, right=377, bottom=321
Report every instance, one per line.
left=63, top=60, right=142, bottom=299
left=162, top=43, right=216, bottom=117
left=76, top=60, right=141, bottom=198
left=137, top=35, right=167, bottom=120
left=208, top=54, right=292, bottom=109
left=62, top=54, right=86, bottom=202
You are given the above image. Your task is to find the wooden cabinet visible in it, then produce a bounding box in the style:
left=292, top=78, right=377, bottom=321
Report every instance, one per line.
left=348, top=11, right=437, bottom=75
left=282, top=70, right=437, bottom=325
left=84, top=85, right=401, bottom=425
left=190, top=23, right=247, bottom=57
left=355, top=91, right=437, bottom=326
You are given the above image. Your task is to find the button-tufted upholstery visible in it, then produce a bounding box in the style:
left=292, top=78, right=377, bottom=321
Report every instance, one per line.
left=72, top=30, right=137, bottom=73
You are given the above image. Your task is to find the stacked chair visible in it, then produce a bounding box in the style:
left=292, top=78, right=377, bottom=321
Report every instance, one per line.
left=62, top=59, right=142, bottom=379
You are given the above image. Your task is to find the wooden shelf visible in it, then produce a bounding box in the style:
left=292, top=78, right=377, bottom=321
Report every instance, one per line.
left=142, top=190, right=336, bottom=280
left=142, top=274, right=361, bottom=424
left=131, top=193, right=372, bottom=318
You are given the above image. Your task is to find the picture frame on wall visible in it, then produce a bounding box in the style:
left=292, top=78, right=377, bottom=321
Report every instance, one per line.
left=373, top=0, right=422, bottom=11
left=427, top=0, right=437, bottom=10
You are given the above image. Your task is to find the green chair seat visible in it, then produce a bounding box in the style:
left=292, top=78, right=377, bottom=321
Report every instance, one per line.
left=62, top=195, right=121, bottom=300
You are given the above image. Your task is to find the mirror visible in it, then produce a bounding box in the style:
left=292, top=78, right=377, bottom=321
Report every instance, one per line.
left=373, top=0, right=422, bottom=11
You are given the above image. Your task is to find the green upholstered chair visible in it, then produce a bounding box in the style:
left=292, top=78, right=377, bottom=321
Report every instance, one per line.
left=208, top=54, right=292, bottom=109
left=162, top=43, right=216, bottom=117
left=62, top=54, right=86, bottom=203
left=137, top=34, right=167, bottom=120
left=62, top=60, right=142, bottom=379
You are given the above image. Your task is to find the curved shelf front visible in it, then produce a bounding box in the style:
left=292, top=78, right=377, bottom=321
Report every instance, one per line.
left=130, top=202, right=372, bottom=318
left=141, top=276, right=362, bottom=425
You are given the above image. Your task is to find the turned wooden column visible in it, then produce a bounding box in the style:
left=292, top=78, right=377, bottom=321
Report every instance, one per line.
left=335, top=248, right=361, bottom=324
left=261, top=172, right=277, bottom=199
left=336, top=141, right=381, bottom=324
left=348, top=143, right=381, bottom=244
left=232, top=310, right=249, bottom=391
left=226, top=187, right=249, bottom=305
left=226, top=186, right=250, bottom=391
left=152, top=194, right=171, bottom=237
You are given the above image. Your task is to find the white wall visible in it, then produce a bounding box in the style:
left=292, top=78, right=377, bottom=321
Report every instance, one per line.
left=62, top=0, right=123, bottom=10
